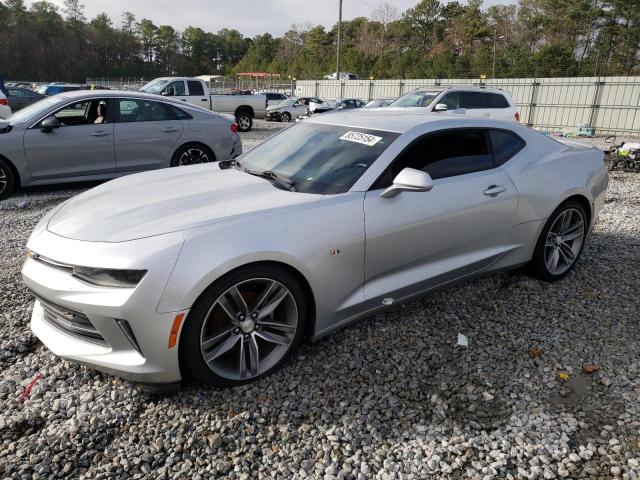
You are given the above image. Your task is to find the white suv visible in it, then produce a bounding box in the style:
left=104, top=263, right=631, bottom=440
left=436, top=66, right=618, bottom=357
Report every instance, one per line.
left=0, top=90, right=12, bottom=119
left=388, top=86, right=520, bottom=122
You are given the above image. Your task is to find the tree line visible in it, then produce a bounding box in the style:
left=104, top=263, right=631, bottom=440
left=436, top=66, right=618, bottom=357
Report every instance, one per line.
left=0, top=0, right=638, bottom=83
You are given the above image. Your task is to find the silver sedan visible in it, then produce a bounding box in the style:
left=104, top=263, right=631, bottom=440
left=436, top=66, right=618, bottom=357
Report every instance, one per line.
left=22, top=111, right=607, bottom=388
left=0, top=90, right=241, bottom=199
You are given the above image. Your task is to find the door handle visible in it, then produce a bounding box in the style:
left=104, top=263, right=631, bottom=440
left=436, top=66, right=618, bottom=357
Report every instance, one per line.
left=180, top=99, right=187, bottom=102
left=91, top=131, right=110, bottom=137
left=162, top=127, right=178, bottom=133
left=201, top=99, right=208, bottom=102
left=484, top=185, right=506, bottom=196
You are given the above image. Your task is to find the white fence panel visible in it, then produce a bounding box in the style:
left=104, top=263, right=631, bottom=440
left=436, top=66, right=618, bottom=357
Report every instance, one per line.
left=296, top=76, right=640, bottom=134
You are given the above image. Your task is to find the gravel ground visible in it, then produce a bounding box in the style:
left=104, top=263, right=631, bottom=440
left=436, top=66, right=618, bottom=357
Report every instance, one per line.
left=0, top=123, right=639, bottom=479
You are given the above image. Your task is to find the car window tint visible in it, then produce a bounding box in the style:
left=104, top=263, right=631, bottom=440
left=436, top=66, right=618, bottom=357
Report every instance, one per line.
left=187, top=81, right=205, bottom=96
left=165, top=81, right=186, bottom=96
left=166, top=104, right=192, bottom=120
left=52, top=99, right=108, bottom=126
left=459, top=92, right=486, bottom=109
left=118, top=99, right=179, bottom=123
left=490, top=129, right=525, bottom=166
left=375, top=130, right=494, bottom=187
left=440, top=92, right=460, bottom=109
left=8, top=89, right=27, bottom=97
left=486, top=93, right=510, bottom=108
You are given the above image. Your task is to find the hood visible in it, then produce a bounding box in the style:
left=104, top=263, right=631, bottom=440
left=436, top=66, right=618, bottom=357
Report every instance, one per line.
left=47, top=165, right=320, bottom=242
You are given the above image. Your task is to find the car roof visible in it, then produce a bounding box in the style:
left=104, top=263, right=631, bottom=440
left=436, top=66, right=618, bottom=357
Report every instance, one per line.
left=412, top=85, right=507, bottom=94
left=52, top=89, right=211, bottom=110
left=307, top=109, right=522, bottom=133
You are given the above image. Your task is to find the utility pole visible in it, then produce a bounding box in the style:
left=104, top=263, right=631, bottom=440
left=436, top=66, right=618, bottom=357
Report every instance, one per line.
left=336, top=0, right=343, bottom=81
left=492, top=29, right=505, bottom=79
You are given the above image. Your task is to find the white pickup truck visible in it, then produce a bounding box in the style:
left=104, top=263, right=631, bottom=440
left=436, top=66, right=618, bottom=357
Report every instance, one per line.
left=140, top=77, right=267, bottom=131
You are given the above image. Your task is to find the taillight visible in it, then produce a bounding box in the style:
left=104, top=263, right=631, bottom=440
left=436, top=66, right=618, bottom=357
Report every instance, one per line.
left=230, top=123, right=238, bottom=133
left=0, top=98, right=8, bottom=106
left=515, top=112, right=520, bottom=122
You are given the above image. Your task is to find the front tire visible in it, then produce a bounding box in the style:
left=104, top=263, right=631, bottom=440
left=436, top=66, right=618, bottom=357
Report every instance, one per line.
left=529, top=200, right=588, bottom=281
left=281, top=112, right=291, bottom=123
left=0, top=159, right=16, bottom=200
left=180, top=265, right=307, bottom=387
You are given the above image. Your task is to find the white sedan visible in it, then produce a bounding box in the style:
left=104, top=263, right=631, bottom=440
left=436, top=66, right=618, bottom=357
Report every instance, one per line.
left=22, top=111, right=607, bottom=388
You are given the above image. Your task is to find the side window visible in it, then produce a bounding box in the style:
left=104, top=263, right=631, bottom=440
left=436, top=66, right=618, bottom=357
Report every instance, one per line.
left=490, top=129, right=525, bottom=166
left=486, top=93, right=510, bottom=108
left=439, top=92, right=460, bottom=109
left=165, top=81, right=186, bottom=96
left=187, top=81, right=205, bottom=96
left=459, top=92, right=486, bottom=109
left=166, top=103, right=192, bottom=120
left=117, top=99, right=180, bottom=123
left=374, top=130, right=494, bottom=188
left=50, top=99, right=109, bottom=126
left=8, top=89, right=26, bottom=97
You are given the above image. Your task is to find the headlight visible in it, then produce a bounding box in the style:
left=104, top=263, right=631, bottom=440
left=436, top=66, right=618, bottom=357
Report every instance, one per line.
left=72, top=266, right=147, bottom=288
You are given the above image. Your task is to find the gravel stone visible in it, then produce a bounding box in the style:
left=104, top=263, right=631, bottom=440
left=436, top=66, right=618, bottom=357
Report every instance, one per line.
left=0, top=128, right=638, bottom=478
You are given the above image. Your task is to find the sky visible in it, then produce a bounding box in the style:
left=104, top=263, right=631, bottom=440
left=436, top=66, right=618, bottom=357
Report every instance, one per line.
left=41, top=0, right=515, bottom=37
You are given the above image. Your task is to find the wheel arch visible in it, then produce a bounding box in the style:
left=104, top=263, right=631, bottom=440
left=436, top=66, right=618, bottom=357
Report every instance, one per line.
left=184, top=260, right=317, bottom=339
left=234, top=106, right=255, bottom=118
left=560, top=194, right=592, bottom=229
left=172, top=141, right=217, bottom=164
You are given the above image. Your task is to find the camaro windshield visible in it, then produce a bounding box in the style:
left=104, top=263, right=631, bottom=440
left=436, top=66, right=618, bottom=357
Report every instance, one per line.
left=7, top=96, right=65, bottom=125
left=140, top=79, right=169, bottom=94
left=390, top=90, right=441, bottom=108
left=238, top=122, right=400, bottom=195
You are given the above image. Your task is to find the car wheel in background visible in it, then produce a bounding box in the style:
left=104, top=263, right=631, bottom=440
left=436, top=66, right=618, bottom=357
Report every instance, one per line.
left=170, top=143, right=216, bottom=167
left=180, top=264, right=307, bottom=387
left=281, top=112, right=291, bottom=123
left=235, top=111, right=253, bottom=132
left=0, top=159, right=16, bottom=200
left=529, top=200, right=588, bottom=281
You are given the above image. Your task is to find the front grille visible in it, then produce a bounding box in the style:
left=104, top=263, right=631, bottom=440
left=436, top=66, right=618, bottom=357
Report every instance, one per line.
left=38, top=297, right=108, bottom=346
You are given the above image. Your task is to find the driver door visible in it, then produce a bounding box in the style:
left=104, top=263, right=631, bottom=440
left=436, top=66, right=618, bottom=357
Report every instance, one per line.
left=23, top=98, right=116, bottom=180
left=363, top=129, right=518, bottom=304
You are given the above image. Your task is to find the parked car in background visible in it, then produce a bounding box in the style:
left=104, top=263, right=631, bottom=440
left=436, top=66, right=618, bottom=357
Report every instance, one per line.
left=389, top=86, right=520, bottom=122
left=140, top=77, right=266, bottom=131
left=22, top=111, right=607, bottom=388
left=0, top=91, right=11, bottom=119
left=0, top=90, right=241, bottom=199
left=333, top=98, right=367, bottom=110
left=256, top=91, right=289, bottom=108
left=324, top=72, right=358, bottom=80
left=265, top=97, right=330, bottom=122
left=6, top=87, right=44, bottom=111
left=364, top=97, right=397, bottom=108
left=37, top=83, right=85, bottom=96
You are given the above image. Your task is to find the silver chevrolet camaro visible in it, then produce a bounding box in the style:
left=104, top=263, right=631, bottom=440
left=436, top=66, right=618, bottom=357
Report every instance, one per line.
left=22, top=111, right=608, bottom=388
left=0, top=90, right=241, bottom=199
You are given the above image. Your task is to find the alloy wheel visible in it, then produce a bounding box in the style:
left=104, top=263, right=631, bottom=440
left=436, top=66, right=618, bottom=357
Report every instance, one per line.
left=544, top=208, right=585, bottom=275
left=178, top=148, right=210, bottom=166
left=238, top=116, right=251, bottom=130
left=0, top=166, right=6, bottom=195
left=199, top=278, right=298, bottom=381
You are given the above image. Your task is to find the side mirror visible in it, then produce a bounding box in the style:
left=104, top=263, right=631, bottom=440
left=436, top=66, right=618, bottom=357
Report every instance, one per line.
left=161, top=90, right=171, bottom=96
left=41, top=116, right=61, bottom=133
left=434, top=103, right=448, bottom=112
left=381, top=168, right=433, bottom=198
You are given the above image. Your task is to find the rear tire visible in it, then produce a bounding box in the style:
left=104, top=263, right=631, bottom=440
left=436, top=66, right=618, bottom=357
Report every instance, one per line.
left=179, top=264, right=307, bottom=387
left=0, top=159, right=16, bottom=200
left=529, top=200, right=588, bottom=282
left=170, top=143, right=215, bottom=167
left=235, top=111, right=253, bottom=132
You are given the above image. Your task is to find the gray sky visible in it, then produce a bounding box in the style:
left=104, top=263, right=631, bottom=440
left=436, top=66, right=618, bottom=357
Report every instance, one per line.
left=41, top=0, right=514, bottom=37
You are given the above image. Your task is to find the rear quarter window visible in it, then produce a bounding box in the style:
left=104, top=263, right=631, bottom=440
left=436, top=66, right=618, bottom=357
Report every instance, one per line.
left=490, top=129, right=526, bottom=166
left=486, top=93, right=510, bottom=108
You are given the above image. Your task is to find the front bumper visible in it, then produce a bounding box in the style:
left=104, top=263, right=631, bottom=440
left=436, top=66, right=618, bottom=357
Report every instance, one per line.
left=265, top=111, right=281, bottom=121
left=22, top=227, right=188, bottom=384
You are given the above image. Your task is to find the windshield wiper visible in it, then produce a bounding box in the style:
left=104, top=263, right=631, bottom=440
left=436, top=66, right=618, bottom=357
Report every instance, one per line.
left=244, top=169, right=296, bottom=192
